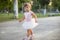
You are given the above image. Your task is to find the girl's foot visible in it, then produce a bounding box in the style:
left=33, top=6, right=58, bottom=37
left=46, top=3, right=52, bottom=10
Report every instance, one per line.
left=29, top=37, right=33, bottom=40
left=23, top=37, right=28, bottom=40
left=28, top=35, right=33, bottom=40
left=23, top=35, right=33, bottom=40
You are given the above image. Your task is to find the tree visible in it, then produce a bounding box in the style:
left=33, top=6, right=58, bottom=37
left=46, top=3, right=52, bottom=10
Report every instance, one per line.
left=37, top=0, right=50, bottom=8
left=13, top=0, right=18, bottom=19
left=52, top=0, right=60, bottom=11
left=0, top=0, right=13, bottom=12
left=0, top=0, right=31, bottom=19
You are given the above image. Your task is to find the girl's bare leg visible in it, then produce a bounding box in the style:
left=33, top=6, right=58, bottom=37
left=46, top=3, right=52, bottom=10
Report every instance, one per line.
left=27, top=29, right=33, bottom=37
left=27, top=29, right=33, bottom=40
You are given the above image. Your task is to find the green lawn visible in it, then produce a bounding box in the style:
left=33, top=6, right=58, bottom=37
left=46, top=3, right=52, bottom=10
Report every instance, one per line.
left=0, top=13, right=14, bottom=22
left=0, top=13, right=60, bottom=22
left=0, top=13, right=24, bottom=22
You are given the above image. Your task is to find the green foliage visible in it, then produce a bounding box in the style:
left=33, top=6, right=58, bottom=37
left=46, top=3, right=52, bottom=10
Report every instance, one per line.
left=37, top=0, right=50, bottom=8
left=0, top=0, right=31, bottom=12
left=0, top=0, right=60, bottom=11
left=0, top=0, right=13, bottom=12
left=37, top=0, right=50, bottom=5
left=20, top=0, right=31, bottom=3
left=52, top=0, right=60, bottom=10
left=32, top=0, right=50, bottom=11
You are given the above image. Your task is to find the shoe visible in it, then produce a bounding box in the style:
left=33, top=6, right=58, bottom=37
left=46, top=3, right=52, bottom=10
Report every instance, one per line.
left=23, top=37, right=28, bottom=40
left=28, top=35, right=33, bottom=40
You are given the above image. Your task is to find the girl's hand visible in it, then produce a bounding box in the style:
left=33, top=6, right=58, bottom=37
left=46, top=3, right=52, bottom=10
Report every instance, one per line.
left=35, top=19, right=38, bottom=23
left=19, top=19, right=22, bottom=22
left=19, top=16, right=25, bottom=22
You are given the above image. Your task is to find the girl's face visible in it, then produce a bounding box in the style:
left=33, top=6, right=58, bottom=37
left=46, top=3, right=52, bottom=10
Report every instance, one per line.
left=24, top=6, right=31, bottom=12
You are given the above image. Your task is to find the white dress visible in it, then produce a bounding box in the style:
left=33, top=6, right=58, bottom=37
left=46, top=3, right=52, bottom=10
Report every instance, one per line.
left=22, top=11, right=38, bottom=29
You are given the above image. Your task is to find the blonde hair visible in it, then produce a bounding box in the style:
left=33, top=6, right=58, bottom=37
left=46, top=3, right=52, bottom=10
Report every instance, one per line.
left=24, top=3, right=32, bottom=9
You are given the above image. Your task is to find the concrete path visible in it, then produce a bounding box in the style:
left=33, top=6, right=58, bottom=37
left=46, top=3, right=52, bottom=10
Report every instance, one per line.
left=0, top=16, right=60, bottom=40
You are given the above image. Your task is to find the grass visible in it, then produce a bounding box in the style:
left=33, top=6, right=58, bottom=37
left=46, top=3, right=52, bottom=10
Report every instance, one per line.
left=0, top=13, right=25, bottom=22
left=0, top=13, right=60, bottom=22
left=0, top=13, right=14, bottom=22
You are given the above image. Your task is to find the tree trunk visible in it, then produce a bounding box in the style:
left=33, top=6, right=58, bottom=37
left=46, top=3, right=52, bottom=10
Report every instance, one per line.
left=14, top=0, right=18, bottom=19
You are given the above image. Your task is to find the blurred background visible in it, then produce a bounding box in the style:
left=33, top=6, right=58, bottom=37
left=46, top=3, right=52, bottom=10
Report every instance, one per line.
left=0, top=0, right=60, bottom=22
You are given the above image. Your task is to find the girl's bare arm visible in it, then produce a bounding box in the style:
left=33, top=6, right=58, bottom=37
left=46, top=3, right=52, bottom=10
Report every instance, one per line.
left=19, top=16, right=25, bottom=22
left=31, top=13, right=38, bottom=22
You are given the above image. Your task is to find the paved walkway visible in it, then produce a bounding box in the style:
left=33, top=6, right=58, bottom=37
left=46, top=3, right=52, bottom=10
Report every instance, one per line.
left=0, top=16, right=60, bottom=40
